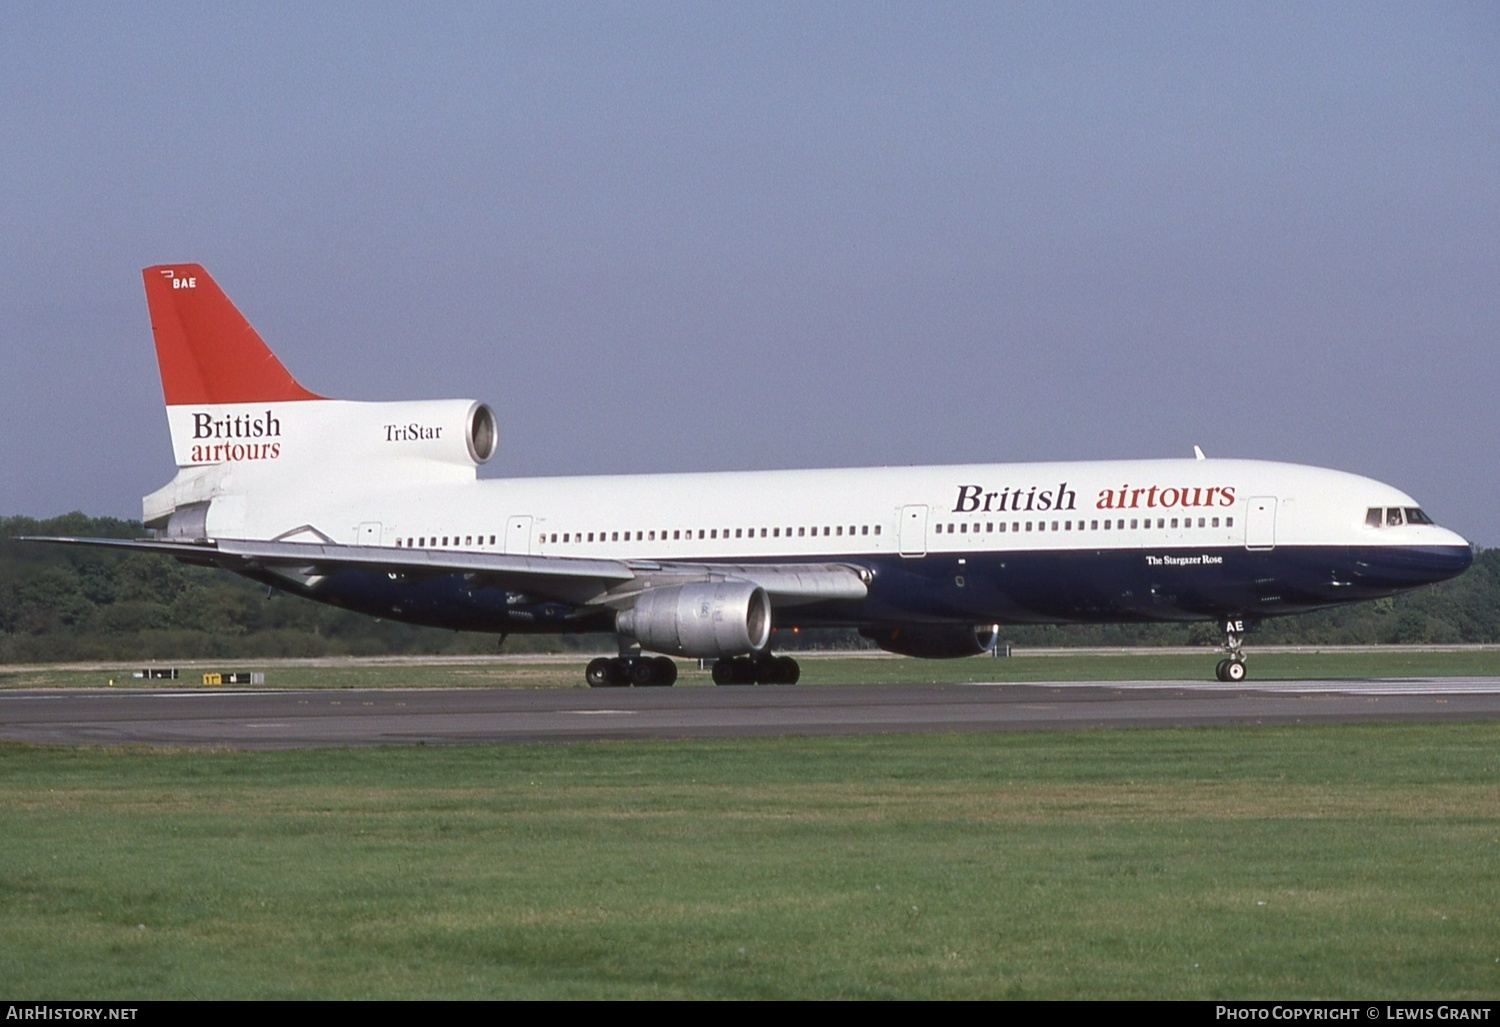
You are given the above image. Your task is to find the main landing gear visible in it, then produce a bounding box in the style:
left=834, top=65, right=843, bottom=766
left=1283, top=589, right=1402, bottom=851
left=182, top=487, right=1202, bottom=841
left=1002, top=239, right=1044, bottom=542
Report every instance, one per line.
left=584, top=653, right=801, bottom=686
left=1215, top=618, right=1249, bottom=682
left=586, top=655, right=678, bottom=687
left=711, top=655, right=800, bottom=686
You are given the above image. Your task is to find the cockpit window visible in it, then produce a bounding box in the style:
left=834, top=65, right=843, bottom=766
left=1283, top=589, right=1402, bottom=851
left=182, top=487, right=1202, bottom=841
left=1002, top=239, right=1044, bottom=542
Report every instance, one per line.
left=1367, top=506, right=1435, bottom=528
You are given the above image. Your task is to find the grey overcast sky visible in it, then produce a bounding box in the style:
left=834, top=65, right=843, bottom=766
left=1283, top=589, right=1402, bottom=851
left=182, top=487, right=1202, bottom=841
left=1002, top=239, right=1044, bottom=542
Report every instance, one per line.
left=2, top=2, right=1497, bottom=543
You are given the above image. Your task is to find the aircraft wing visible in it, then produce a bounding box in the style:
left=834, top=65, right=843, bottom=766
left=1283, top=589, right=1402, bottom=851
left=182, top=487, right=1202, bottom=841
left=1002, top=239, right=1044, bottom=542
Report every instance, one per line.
left=21, top=536, right=870, bottom=608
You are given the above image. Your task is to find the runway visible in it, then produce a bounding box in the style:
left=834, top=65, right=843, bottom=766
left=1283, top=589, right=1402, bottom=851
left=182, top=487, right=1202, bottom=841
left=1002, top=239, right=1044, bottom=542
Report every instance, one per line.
left=4, top=677, right=1500, bottom=749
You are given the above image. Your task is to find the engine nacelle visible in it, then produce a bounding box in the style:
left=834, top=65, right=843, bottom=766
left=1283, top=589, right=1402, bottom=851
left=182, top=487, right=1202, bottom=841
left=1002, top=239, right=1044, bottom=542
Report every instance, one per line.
left=616, top=582, right=772, bottom=658
left=861, top=623, right=1000, bottom=659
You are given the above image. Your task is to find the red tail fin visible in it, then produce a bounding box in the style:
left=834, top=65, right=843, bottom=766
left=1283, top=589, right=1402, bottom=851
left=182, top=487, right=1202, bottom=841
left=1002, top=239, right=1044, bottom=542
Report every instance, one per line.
left=143, top=264, right=323, bottom=405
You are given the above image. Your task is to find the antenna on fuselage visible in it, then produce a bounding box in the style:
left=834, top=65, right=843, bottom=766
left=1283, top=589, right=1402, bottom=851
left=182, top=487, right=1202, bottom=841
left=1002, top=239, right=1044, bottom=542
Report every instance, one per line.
left=1193, top=445, right=1207, bottom=460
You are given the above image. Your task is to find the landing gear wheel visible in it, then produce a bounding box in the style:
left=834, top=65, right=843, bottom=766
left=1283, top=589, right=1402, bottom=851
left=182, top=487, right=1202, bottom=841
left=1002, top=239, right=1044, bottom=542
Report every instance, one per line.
left=713, top=658, right=764, bottom=685
left=587, top=657, right=619, bottom=688
left=756, top=655, right=799, bottom=685
left=587, top=655, right=677, bottom=687
left=1214, top=617, right=1253, bottom=683
left=713, top=655, right=799, bottom=685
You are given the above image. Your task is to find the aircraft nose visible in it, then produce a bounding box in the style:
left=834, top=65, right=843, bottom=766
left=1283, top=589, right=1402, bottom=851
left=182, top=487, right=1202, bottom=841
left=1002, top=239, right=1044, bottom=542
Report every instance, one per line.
left=1359, top=540, right=1473, bottom=588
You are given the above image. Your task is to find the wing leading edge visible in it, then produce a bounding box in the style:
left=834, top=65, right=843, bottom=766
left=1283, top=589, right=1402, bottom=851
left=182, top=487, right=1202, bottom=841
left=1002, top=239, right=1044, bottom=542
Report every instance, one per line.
left=20, top=536, right=871, bottom=609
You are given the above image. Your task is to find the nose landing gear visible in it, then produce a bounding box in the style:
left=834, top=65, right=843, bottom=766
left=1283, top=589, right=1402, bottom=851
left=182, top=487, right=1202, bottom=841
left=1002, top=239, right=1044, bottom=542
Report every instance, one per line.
left=1215, top=618, right=1250, bottom=682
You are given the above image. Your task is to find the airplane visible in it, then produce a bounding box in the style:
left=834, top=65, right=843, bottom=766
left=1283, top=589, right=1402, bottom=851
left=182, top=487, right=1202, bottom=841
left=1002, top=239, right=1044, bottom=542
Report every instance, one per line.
left=26, top=264, right=1474, bottom=686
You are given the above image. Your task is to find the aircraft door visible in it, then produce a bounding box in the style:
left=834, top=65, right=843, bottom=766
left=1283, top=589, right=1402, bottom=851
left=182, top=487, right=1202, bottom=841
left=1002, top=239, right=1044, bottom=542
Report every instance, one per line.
left=899, top=505, right=928, bottom=558
left=504, top=515, right=533, bottom=555
left=1245, top=497, right=1277, bottom=550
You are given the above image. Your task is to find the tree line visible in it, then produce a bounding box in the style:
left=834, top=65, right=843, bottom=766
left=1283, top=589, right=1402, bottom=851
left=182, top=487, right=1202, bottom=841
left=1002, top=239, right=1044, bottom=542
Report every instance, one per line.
left=2, top=513, right=1496, bottom=663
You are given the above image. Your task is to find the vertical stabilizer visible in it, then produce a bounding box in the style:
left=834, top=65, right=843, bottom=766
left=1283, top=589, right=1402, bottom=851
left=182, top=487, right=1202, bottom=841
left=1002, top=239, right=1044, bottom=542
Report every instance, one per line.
left=139, top=263, right=491, bottom=539
left=143, top=264, right=324, bottom=405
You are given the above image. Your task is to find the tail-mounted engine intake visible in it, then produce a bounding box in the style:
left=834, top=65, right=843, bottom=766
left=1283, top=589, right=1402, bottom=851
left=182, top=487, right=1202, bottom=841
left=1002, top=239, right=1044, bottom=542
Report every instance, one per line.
left=616, top=581, right=772, bottom=658
left=861, top=623, right=1000, bottom=659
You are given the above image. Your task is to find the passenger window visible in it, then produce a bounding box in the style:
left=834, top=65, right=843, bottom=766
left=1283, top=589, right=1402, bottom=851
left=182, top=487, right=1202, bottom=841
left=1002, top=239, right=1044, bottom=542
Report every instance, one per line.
left=1225, top=518, right=1233, bottom=528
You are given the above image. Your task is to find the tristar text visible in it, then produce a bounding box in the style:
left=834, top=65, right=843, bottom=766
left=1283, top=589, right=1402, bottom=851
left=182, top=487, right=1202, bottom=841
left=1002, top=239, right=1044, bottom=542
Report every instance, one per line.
left=384, top=423, right=443, bottom=442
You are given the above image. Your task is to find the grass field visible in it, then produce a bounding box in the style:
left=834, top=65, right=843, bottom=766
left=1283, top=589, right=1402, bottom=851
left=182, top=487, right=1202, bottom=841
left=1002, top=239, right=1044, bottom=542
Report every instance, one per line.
left=3, top=645, right=1500, bottom=690
left=2, top=723, right=1498, bottom=999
